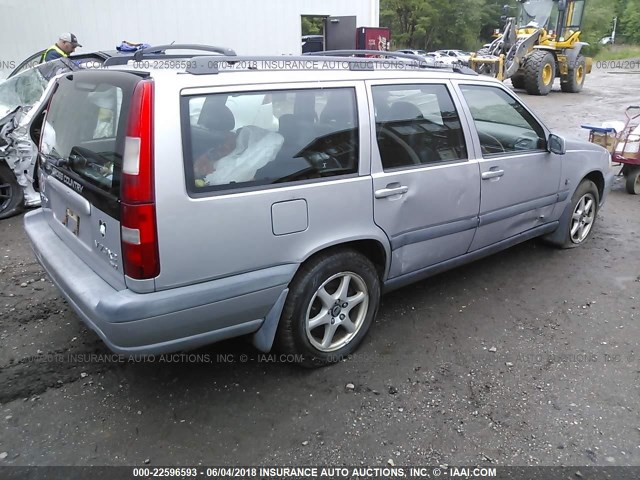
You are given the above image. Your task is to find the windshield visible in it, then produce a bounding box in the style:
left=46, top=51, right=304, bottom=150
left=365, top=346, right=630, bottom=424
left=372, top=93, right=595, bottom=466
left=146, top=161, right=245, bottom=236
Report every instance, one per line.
left=518, top=0, right=555, bottom=28
left=0, top=58, right=78, bottom=116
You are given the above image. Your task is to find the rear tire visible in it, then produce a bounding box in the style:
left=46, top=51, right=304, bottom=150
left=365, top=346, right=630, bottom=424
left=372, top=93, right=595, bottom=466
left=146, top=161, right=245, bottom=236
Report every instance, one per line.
left=625, top=166, right=640, bottom=194
left=275, top=249, right=380, bottom=368
left=523, top=50, right=556, bottom=96
left=560, top=180, right=599, bottom=248
left=511, top=73, right=525, bottom=90
left=0, top=162, right=24, bottom=220
left=561, top=55, right=586, bottom=93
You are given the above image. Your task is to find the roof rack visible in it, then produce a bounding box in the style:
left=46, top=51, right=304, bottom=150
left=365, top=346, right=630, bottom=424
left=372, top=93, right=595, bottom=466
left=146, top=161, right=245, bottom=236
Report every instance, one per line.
left=313, top=50, right=478, bottom=75
left=184, top=51, right=478, bottom=76
left=185, top=53, right=432, bottom=75
left=102, top=44, right=236, bottom=66
left=308, top=49, right=425, bottom=61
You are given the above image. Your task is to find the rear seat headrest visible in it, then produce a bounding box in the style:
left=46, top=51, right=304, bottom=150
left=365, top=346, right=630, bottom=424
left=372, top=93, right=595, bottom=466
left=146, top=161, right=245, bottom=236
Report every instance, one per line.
left=199, top=102, right=235, bottom=132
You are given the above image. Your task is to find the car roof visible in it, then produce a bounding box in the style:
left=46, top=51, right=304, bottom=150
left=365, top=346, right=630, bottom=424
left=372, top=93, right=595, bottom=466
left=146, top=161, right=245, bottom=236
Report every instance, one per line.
left=47, top=51, right=496, bottom=88
left=138, top=58, right=495, bottom=88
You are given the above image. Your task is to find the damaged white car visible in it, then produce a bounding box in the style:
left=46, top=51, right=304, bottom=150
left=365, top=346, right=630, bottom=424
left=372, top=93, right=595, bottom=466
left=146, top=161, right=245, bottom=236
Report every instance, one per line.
left=0, top=58, right=81, bottom=219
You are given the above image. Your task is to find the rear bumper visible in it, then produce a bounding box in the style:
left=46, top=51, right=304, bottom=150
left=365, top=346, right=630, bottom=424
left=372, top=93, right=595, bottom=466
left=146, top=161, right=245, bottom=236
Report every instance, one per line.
left=24, top=209, right=295, bottom=354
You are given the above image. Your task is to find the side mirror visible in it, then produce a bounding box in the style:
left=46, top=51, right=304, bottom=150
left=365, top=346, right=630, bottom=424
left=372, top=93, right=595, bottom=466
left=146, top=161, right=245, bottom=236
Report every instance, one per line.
left=548, top=133, right=566, bottom=155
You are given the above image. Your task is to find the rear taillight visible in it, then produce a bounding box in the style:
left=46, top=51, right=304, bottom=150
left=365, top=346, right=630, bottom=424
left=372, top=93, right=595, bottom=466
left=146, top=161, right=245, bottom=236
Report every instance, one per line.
left=121, top=80, right=159, bottom=280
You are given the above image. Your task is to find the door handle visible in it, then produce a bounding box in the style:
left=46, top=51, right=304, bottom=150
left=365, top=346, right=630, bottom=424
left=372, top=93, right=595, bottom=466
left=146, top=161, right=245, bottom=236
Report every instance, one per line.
left=481, top=169, right=505, bottom=180
left=375, top=185, right=409, bottom=198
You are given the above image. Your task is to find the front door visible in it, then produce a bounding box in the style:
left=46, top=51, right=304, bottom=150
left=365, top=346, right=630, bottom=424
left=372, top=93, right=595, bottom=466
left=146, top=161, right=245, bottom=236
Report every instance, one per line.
left=456, top=83, right=562, bottom=251
left=368, top=81, right=481, bottom=279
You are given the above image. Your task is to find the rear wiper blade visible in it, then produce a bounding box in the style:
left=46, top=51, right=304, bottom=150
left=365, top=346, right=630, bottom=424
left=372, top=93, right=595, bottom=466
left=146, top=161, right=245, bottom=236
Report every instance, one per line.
left=41, top=152, right=68, bottom=167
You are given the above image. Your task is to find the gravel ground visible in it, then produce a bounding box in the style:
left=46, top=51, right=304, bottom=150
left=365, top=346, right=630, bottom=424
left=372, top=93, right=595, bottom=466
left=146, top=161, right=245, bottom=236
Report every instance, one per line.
left=0, top=69, right=639, bottom=468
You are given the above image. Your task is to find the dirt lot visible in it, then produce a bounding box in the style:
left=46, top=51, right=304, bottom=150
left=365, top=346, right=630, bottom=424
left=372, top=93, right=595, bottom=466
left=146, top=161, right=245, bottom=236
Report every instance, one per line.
left=0, top=69, right=639, bottom=468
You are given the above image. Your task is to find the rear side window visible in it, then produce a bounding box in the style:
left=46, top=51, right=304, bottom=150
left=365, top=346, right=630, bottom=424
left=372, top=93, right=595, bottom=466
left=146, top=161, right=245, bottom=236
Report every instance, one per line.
left=42, top=71, right=139, bottom=197
left=372, top=84, right=467, bottom=169
left=182, top=87, right=359, bottom=193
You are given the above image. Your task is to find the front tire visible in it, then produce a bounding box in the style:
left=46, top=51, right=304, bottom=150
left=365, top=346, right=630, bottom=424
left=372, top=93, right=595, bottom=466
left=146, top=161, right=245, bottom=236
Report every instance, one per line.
left=523, top=50, right=556, bottom=96
left=511, top=73, right=525, bottom=90
left=275, top=249, right=381, bottom=368
left=0, top=162, right=24, bottom=220
left=561, top=180, right=599, bottom=248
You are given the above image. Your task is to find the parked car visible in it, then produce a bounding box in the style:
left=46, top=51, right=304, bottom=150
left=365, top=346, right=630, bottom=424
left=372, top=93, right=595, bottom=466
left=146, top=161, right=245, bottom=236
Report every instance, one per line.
left=395, top=49, right=427, bottom=56
left=427, top=51, right=463, bottom=67
left=436, top=49, right=473, bottom=65
left=0, top=45, right=235, bottom=219
left=302, top=35, right=324, bottom=53
left=24, top=53, right=613, bottom=367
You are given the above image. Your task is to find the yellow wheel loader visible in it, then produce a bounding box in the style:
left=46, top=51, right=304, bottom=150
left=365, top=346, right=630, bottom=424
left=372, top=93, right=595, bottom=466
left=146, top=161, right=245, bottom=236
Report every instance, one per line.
left=471, top=0, right=592, bottom=95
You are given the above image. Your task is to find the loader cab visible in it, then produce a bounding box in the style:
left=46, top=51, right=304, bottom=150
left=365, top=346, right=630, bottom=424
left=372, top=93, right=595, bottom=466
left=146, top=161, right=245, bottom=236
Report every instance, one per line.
left=516, top=0, right=584, bottom=44
left=517, top=0, right=555, bottom=29
left=554, top=0, right=585, bottom=42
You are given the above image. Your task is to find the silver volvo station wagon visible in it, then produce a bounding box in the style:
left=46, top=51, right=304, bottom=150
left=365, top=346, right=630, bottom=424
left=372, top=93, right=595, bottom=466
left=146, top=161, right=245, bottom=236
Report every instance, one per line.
left=24, top=51, right=613, bottom=367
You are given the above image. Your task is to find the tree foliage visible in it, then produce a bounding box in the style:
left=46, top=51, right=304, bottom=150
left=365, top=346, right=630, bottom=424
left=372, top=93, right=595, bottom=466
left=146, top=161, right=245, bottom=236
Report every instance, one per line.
left=621, top=0, right=640, bottom=43
left=301, top=16, right=324, bottom=36
left=379, top=0, right=637, bottom=51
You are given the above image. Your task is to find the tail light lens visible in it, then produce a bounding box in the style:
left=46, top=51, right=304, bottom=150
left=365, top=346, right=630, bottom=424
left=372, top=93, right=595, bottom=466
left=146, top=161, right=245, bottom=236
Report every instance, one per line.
left=121, top=80, right=159, bottom=280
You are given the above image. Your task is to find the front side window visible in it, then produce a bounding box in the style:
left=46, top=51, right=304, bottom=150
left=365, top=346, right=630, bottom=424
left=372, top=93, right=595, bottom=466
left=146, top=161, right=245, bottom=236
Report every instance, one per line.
left=183, top=87, right=358, bottom=192
left=459, top=84, right=546, bottom=156
left=372, top=84, right=467, bottom=169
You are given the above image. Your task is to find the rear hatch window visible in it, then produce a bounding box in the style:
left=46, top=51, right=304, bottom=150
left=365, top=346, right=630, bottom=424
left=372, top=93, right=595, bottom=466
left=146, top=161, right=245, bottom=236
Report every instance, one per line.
left=42, top=71, right=142, bottom=216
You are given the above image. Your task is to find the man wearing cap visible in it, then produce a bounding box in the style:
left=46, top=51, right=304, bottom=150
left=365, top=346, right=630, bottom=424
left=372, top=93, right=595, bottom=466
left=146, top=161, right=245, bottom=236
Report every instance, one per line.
left=40, top=33, right=82, bottom=63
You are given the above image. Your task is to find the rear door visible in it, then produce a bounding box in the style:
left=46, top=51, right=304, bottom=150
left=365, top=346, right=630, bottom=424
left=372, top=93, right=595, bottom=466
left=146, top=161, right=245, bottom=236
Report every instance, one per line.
left=39, top=70, right=140, bottom=289
left=155, top=81, right=376, bottom=290
left=367, top=80, right=480, bottom=279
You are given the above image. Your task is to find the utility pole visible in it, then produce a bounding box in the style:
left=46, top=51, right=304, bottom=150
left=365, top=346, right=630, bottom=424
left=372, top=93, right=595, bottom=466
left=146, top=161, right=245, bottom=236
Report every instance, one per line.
left=612, top=16, right=617, bottom=44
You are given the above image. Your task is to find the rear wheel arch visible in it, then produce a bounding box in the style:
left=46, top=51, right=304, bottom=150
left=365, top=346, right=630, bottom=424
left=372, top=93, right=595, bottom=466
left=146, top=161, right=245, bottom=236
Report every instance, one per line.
left=299, top=239, right=389, bottom=283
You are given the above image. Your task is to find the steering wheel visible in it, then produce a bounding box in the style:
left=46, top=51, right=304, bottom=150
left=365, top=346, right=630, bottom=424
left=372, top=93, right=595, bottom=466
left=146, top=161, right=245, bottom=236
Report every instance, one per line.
left=377, top=126, right=423, bottom=165
left=514, top=132, right=540, bottom=151
left=479, top=132, right=506, bottom=155
left=307, top=152, right=342, bottom=171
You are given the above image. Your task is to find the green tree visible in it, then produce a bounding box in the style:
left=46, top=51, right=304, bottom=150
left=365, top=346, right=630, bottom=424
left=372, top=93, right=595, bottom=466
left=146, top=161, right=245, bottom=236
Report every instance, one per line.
left=379, top=0, right=637, bottom=52
left=301, top=16, right=324, bottom=36
left=380, top=0, right=517, bottom=51
left=621, top=0, right=640, bottom=42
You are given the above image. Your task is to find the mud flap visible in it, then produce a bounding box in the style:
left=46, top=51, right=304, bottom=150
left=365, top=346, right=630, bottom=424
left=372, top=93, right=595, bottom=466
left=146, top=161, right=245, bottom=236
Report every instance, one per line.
left=251, top=288, right=289, bottom=352
left=541, top=200, right=572, bottom=246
